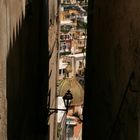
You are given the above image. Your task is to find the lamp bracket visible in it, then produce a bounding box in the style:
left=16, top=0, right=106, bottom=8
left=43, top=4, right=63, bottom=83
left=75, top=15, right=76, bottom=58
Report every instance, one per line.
left=47, top=108, right=67, bottom=117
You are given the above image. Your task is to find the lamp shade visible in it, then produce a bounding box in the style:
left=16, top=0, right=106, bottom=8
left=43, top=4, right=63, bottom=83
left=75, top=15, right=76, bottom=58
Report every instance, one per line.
left=63, top=90, right=73, bottom=109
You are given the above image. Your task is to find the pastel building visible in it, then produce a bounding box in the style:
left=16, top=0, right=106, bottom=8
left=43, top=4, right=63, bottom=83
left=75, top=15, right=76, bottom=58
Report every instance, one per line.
left=58, top=77, right=84, bottom=140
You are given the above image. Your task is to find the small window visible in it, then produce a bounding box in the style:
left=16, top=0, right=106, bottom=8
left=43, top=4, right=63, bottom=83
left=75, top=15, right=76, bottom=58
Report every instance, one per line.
left=59, top=69, right=61, bottom=75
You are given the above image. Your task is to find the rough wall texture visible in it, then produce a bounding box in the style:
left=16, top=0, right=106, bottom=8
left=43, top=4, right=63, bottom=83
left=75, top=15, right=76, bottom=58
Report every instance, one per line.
left=48, top=0, right=59, bottom=140
left=0, top=0, right=58, bottom=140
left=0, top=1, right=25, bottom=139
left=83, top=0, right=140, bottom=140
left=6, top=0, right=49, bottom=139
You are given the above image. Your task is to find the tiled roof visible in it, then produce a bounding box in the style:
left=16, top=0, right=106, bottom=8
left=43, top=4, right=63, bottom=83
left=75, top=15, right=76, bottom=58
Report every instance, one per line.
left=58, top=77, right=84, bottom=105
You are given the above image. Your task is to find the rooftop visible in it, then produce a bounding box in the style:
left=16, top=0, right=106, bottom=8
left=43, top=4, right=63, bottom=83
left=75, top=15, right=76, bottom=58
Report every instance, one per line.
left=58, top=77, right=84, bottom=105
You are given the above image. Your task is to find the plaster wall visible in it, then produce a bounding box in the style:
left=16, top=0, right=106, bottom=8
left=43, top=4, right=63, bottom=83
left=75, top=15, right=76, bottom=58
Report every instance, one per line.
left=83, top=0, right=140, bottom=140
left=0, top=0, right=25, bottom=139
left=48, top=0, right=59, bottom=140
left=0, top=0, right=59, bottom=140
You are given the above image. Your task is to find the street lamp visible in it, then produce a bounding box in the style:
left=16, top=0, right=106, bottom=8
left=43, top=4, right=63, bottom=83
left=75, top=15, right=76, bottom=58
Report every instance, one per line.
left=63, top=90, right=73, bottom=112
left=47, top=90, right=73, bottom=117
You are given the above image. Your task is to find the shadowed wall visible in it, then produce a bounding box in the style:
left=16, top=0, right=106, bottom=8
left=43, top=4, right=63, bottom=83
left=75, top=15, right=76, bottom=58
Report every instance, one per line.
left=7, top=1, right=50, bottom=140
left=83, top=0, right=140, bottom=140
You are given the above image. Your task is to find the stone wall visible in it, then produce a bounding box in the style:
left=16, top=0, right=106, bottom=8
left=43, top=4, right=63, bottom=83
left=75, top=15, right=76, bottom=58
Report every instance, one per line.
left=0, top=0, right=59, bottom=140
left=0, top=1, right=25, bottom=139
left=6, top=0, right=49, bottom=139
left=48, top=0, right=59, bottom=140
left=83, top=0, right=140, bottom=140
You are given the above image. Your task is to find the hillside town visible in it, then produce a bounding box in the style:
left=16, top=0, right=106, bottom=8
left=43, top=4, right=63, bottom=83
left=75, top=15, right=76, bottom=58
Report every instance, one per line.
left=57, top=0, right=88, bottom=139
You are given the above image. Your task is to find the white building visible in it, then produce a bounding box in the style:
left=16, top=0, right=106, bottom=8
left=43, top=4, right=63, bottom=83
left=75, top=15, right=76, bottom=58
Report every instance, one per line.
left=58, top=53, right=86, bottom=79
left=57, top=97, right=67, bottom=140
